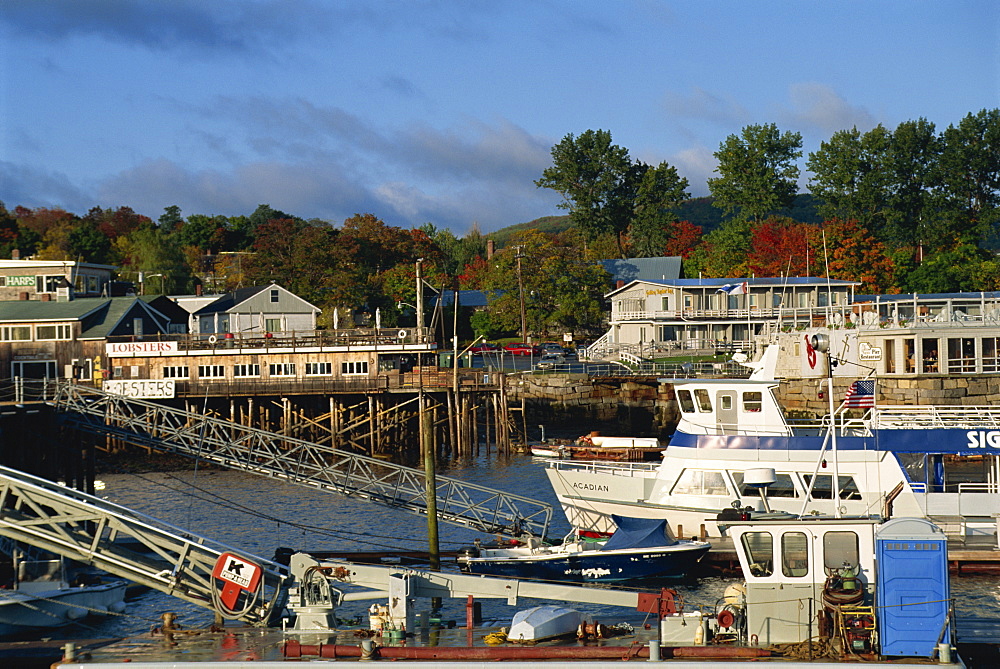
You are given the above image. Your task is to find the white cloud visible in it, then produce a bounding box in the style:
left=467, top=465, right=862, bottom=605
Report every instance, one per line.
left=780, top=83, right=879, bottom=135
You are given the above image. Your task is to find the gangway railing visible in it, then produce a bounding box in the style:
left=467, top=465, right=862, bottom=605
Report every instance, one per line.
left=0, top=465, right=289, bottom=625
left=48, top=381, right=553, bottom=539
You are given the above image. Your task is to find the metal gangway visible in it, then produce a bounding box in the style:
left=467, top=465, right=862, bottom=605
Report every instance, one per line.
left=48, top=381, right=553, bottom=539
left=0, top=464, right=290, bottom=625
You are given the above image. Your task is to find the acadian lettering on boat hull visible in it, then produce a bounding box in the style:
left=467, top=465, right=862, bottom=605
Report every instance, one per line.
left=966, top=430, right=1000, bottom=449
left=572, top=482, right=610, bottom=492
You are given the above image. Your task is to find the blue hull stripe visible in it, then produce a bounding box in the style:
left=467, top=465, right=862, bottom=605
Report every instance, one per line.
left=670, top=429, right=991, bottom=454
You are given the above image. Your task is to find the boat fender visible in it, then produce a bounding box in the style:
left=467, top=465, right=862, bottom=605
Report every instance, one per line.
left=65, top=605, right=87, bottom=620
left=109, top=600, right=127, bottom=614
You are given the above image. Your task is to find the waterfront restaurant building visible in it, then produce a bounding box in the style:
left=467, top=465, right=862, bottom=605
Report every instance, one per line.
left=591, top=276, right=859, bottom=359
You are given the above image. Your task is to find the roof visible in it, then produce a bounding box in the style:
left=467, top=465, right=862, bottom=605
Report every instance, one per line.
left=0, top=259, right=117, bottom=271
left=606, top=276, right=860, bottom=297
left=0, top=299, right=108, bottom=322
left=79, top=298, right=170, bottom=339
left=194, top=285, right=269, bottom=315
left=432, top=290, right=490, bottom=308
left=855, top=291, right=1000, bottom=303
left=601, top=257, right=682, bottom=284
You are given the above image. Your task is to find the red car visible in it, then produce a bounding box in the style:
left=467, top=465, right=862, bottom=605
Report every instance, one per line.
left=503, top=342, right=540, bottom=356
left=469, top=342, right=500, bottom=355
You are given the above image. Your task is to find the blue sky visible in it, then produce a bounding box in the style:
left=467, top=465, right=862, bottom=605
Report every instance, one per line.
left=1, top=1, right=997, bottom=235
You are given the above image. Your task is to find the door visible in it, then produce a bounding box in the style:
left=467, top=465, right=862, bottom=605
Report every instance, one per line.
left=716, top=391, right=737, bottom=435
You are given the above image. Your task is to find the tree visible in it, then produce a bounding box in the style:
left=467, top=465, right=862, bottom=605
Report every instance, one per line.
left=158, top=205, right=184, bottom=233
left=807, top=125, right=893, bottom=236
left=884, top=118, right=938, bottom=247
left=709, top=123, right=803, bottom=223
left=114, top=221, right=192, bottom=293
left=662, top=220, right=703, bottom=258
left=535, top=129, right=635, bottom=257
left=747, top=217, right=819, bottom=277
left=687, top=219, right=753, bottom=278
left=932, top=109, right=1000, bottom=248
left=821, top=218, right=895, bottom=293
left=629, top=161, right=690, bottom=256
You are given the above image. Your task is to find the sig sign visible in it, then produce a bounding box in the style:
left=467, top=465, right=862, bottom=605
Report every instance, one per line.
left=103, top=379, right=175, bottom=399
left=211, top=552, right=263, bottom=610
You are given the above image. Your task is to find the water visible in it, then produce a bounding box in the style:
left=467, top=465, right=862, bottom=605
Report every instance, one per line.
left=34, top=453, right=1000, bottom=641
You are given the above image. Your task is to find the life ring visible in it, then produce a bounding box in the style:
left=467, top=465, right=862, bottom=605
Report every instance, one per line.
left=398, top=330, right=408, bottom=339
left=208, top=335, right=218, bottom=344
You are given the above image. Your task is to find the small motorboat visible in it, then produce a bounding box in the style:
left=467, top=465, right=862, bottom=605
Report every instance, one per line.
left=507, top=605, right=582, bottom=642
left=458, top=515, right=710, bottom=582
left=531, top=435, right=663, bottom=462
left=0, top=556, right=128, bottom=637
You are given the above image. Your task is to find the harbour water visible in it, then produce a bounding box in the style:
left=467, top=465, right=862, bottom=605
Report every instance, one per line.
left=30, top=453, right=1000, bottom=642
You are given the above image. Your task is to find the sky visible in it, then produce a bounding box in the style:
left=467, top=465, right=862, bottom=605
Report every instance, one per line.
left=1, top=1, right=998, bottom=236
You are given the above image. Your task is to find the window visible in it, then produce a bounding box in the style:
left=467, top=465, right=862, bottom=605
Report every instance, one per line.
left=661, top=296, right=669, bottom=311
left=781, top=532, right=809, bottom=577
left=133, top=318, right=144, bottom=337
left=741, top=532, right=773, bottom=577
left=885, top=339, right=895, bottom=374
left=732, top=471, right=798, bottom=498
left=305, top=362, right=332, bottom=376
left=269, top=363, right=296, bottom=377
left=270, top=289, right=279, bottom=303
left=693, top=388, right=712, bottom=412
left=671, top=469, right=730, bottom=496
left=1, top=326, right=31, bottom=341
left=804, top=474, right=861, bottom=500
left=676, top=389, right=695, bottom=413
left=986, top=337, right=1000, bottom=373
left=265, top=318, right=281, bottom=332
left=341, top=361, right=369, bottom=376
left=163, top=366, right=189, bottom=379
left=720, top=394, right=733, bottom=411
left=87, top=276, right=99, bottom=293
left=197, top=365, right=225, bottom=379
left=748, top=294, right=758, bottom=309
left=71, top=358, right=93, bottom=381
left=683, top=295, right=693, bottom=310
left=947, top=337, right=976, bottom=373
left=921, top=338, right=939, bottom=373
left=742, top=391, right=762, bottom=412
left=903, top=339, right=916, bottom=373
left=233, top=364, right=260, bottom=378
left=38, top=275, right=64, bottom=293
left=35, top=324, right=72, bottom=341
left=823, top=531, right=859, bottom=570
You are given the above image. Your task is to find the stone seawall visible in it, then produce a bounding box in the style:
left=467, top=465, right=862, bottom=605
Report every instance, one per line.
left=507, top=373, right=1000, bottom=437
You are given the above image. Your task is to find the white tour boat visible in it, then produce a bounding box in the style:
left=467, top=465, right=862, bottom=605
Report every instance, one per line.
left=546, top=345, right=1000, bottom=538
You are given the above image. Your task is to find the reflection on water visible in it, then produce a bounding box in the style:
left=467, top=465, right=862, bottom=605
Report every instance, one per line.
left=36, top=454, right=1000, bottom=642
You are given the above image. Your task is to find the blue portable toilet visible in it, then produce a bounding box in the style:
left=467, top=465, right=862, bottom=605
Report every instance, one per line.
left=875, top=518, right=950, bottom=657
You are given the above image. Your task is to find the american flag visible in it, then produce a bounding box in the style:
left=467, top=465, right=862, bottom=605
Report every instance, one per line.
left=844, top=380, right=876, bottom=408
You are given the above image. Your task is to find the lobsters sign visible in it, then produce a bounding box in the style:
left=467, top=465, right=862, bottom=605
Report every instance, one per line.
left=103, top=380, right=175, bottom=399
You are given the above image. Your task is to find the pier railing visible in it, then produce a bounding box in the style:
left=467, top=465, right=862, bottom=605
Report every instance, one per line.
left=45, top=380, right=553, bottom=539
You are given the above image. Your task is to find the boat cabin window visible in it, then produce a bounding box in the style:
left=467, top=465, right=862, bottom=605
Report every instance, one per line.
left=781, top=532, right=809, bottom=578
left=741, top=532, right=773, bottom=576
left=803, top=474, right=861, bottom=500
left=742, top=391, right=762, bottom=412
left=671, top=469, right=730, bottom=496
left=732, top=471, right=798, bottom=497
left=720, top=394, right=733, bottom=411
left=676, top=389, right=695, bottom=413
left=823, top=531, right=859, bottom=571
left=693, top=389, right=712, bottom=412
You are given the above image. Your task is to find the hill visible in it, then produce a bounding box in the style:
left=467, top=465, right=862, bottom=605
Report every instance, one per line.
left=488, top=194, right=821, bottom=246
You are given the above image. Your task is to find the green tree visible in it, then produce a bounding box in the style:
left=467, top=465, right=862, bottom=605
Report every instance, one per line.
left=884, top=118, right=938, bottom=247
left=807, top=125, right=893, bottom=236
left=932, top=109, right=1000, bottom=248
left=114, top=222, right=192, bottom=293
left=709, top=123, right=803, bottom=223
left=535, top=129, right=635, bottom=257
left=629, top=161, right=690, bottom=256
left=158, top=205, right=184, bottom=233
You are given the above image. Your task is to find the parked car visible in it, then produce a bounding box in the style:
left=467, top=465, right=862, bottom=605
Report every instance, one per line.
left=539, top=342, right=565, bottom=354
left=468, top=342, right=500, bottom=355
left=503, top=342, right=540, bottom=356
left=535, top=353, right=566, bottom=370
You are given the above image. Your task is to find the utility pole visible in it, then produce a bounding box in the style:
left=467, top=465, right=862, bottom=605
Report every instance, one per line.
left=415, top=258, right=424, bottom=343
left=515, top=247, right=527, bottom=343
